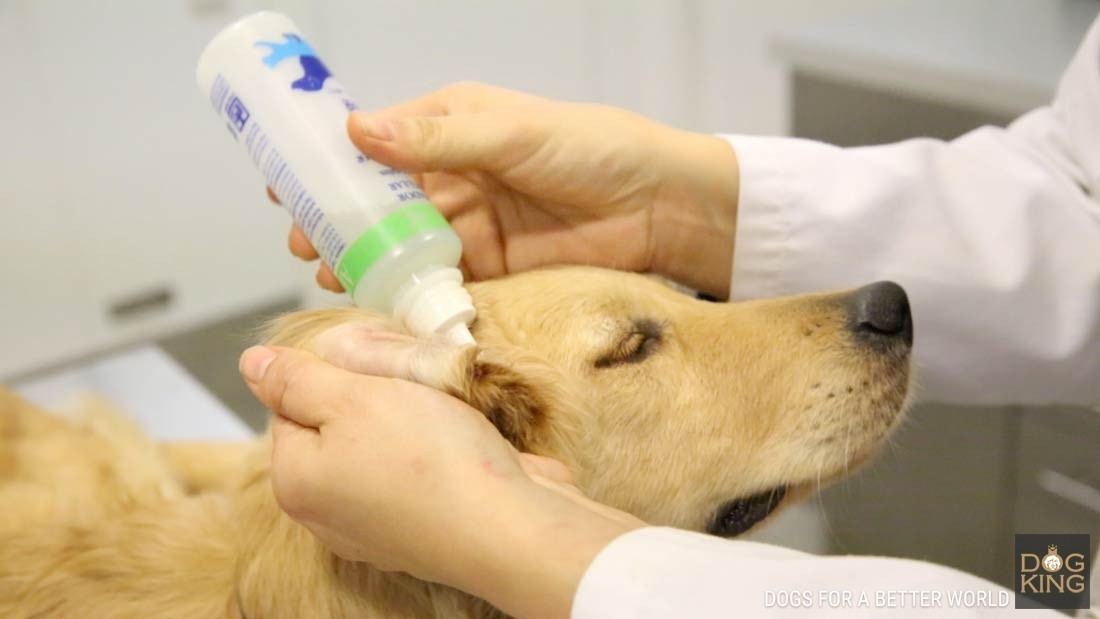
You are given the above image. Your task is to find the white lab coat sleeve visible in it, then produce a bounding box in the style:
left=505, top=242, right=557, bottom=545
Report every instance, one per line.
left=722, top=15, right=1100, bottom=406
left=572, top=527, right=1058, bottom=618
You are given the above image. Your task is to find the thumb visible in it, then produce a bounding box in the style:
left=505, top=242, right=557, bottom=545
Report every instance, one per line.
left=311, top=323, right=473, bottom=391
left=240, top=345, right=366, bottom=429
left=347, top=110, right=538, bottom=174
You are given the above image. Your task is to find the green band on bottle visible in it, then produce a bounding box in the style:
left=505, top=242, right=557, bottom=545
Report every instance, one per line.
left=334, top=202, right=449, bottom=293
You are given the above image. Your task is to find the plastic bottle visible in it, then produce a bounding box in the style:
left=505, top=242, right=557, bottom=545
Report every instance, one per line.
left=196, top=11, right=475, bottom=345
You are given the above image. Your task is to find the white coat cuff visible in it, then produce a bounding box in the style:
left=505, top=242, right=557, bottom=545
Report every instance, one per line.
left=720, top=134, right=822, bottom=301
left=571, top=526, right=806, bottom=619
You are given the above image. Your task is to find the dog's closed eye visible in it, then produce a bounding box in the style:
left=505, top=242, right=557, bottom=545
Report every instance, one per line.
left=594, top=319, right=663, bottom=369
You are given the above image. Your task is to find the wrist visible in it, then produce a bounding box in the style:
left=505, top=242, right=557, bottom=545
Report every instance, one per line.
left=446, top=478, right=641, bottom=619
left=651, top=131, right=739, bottom=298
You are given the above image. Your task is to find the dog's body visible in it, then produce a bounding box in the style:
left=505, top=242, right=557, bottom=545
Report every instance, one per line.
left=0, top=267, right=913, bottom=618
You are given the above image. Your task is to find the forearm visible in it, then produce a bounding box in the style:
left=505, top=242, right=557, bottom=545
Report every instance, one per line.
left=651, top=131, right=739, bottom=299
left=443, top=479, right=642, bottom=619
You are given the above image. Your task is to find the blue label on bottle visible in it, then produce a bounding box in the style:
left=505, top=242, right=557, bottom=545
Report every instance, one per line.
left=254, top=33, right=332, bottom=92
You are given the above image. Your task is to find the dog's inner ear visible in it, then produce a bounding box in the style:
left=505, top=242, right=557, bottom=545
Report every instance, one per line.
left=450, top=351, right=549, bottom=452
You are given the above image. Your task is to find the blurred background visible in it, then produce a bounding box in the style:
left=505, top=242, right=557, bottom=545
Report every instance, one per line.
left=1, top=0, right=1097, bottom=594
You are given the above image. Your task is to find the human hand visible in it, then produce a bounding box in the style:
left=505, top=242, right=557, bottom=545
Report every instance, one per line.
left=239, top=335, right=643, bottom=619
left=276, top=82, right=739, bottom=298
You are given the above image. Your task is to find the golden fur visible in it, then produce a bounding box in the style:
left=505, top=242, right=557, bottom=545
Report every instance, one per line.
left=0, top=267, right=911, bottom=618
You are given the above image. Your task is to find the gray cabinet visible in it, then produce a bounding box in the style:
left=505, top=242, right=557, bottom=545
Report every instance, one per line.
left=821, top=402, right=1100, bottom=589
left=1014, top=408, right=1100, bottom=569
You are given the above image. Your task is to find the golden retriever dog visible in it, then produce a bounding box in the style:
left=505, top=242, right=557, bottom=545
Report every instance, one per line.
left=0, top=266, right=913, bottom=618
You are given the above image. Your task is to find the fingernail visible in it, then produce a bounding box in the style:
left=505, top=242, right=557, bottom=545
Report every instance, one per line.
left=357, top=114, right=394, bottom=141
left=240, top=346, right=277, bottom=383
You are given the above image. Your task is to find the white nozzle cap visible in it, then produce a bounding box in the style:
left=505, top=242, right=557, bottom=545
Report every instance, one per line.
left=393, top=267, right=477, bottom=345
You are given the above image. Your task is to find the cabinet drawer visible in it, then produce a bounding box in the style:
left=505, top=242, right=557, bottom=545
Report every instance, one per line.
left=1014, top=408, right=1100, bottom=542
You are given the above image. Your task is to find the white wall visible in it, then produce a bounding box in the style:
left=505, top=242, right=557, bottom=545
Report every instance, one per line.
left=696, top=0, right=902, bottom=135
left=297, top=0, right=895, bottom=134
left=0, top=0, right=888, bottom=376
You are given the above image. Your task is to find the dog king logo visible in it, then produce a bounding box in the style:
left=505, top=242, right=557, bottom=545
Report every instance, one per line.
left=255, top=33, right=332, bottom=92
left=1014, top=534, right=1090, bottom=610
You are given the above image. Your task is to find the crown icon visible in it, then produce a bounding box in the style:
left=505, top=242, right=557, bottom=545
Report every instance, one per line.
left=1048, top=544, right=1058, bottom=553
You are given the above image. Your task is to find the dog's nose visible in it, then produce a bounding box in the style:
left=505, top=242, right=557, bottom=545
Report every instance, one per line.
left=847, top=281, right=912, bottom=347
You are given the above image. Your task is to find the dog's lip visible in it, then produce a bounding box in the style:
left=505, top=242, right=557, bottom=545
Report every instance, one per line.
left=706, top=486, right=788, bottom=538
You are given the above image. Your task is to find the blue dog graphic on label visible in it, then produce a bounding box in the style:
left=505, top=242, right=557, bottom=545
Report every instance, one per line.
left=255, top=33, right=331, bottom=92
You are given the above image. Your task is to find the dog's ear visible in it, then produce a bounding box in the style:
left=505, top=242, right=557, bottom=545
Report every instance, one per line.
left=448, top=347, right=559, bottom=453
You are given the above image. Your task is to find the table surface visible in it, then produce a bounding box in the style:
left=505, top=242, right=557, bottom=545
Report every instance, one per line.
left=775, top=0, right=1097, bottom=116
left=14, top=345, right=254, bottom=441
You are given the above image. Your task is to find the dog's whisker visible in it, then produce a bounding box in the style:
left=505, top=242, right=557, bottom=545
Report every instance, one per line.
left=811, top=448, right=843, bottom=552
left=842, top=413, right=854, bottom=478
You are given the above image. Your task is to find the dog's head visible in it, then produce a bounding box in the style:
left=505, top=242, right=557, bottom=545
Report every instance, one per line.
left=266, top=266, right=912, bottom=537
